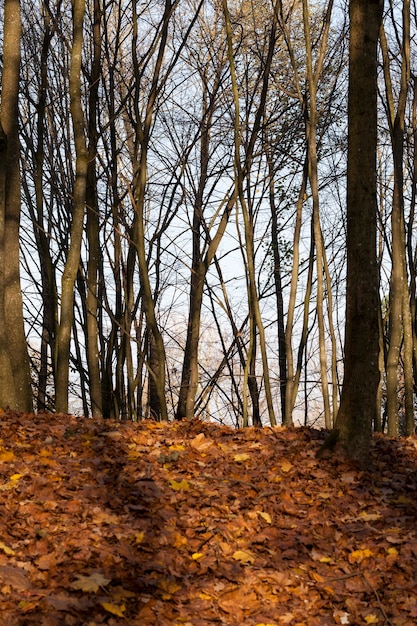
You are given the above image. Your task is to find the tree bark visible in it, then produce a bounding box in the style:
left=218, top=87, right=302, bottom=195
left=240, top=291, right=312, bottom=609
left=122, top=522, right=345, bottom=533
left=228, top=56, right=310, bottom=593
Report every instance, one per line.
left=55, top=0, right=88, bottom=413
left=329, top=0, right=383, bottom=464
left=0, top=0, right=32, bottom=411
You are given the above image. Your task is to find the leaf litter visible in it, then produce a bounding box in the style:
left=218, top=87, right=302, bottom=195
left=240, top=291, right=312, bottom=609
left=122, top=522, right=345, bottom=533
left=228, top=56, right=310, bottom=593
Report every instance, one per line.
left=0, top=410, right=416, bottom=624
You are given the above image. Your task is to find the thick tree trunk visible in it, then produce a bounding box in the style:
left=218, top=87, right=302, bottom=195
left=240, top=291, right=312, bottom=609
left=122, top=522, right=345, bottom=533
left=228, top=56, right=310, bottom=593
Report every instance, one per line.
left=331, top=0, right=383, bottom=464
left=0, top=0, right=32, bottom=411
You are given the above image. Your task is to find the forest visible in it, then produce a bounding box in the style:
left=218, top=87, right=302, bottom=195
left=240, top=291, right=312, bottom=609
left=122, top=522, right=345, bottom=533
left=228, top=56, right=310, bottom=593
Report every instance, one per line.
left=0, top=0, right=416, bottom=450
left=3, top=2, right=417, bottom=623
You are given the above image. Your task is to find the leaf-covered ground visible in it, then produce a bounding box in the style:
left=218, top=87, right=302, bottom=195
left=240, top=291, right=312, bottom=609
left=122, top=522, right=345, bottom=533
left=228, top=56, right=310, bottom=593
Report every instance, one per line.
left=0, top=411, right=416, bottom=625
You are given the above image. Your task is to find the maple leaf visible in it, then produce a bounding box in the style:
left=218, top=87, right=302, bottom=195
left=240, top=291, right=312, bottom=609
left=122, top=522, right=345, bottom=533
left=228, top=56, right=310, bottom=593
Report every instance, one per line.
left=169, top=478, right=190, bottom=491
left=70, top=573, right=111, bottom=593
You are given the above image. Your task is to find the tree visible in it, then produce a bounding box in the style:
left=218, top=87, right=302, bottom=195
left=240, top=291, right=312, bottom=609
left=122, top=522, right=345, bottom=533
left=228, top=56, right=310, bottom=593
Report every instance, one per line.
left=327, top=0, right=383, bottom=463
left=380, top=1, right=413, bottom=436
left=0, top=0, right=32, bottom=411
left=55, top=0, right=89, bottom=414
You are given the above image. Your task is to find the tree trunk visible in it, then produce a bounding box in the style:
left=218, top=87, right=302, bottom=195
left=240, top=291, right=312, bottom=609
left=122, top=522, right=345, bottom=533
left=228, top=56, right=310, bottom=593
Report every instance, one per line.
left=330, top=0, right=383, bottom=464
left=55, top=0, right=88, bottom=413
left=0, top=0, right=32, bottom=411
left=85, top=0, right=103, bottom=418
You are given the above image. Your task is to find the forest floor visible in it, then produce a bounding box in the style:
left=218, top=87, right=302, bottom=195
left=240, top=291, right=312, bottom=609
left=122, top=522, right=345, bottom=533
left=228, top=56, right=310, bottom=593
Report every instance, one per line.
left=0, top=412, right=416, bottom=625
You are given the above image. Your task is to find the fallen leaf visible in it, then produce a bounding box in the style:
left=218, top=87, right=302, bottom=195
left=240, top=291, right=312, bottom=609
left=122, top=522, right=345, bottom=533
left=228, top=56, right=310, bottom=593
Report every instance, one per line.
left=169, top=479, right=190, bottom=491
left=257, top=510, right=272, bottom=524
left=280, top=460, right=293, bottom=473
left=157, top=578, right=182, bottom=596
left=190, top=433, right=213, bottom=452
left=70, top=573, right=111, bottom=593
left=349, top=548, right=373, bottom=563
left=232, top=549, right=256, bottom=564
left=100, top=602, right=126, bottom=617
left=0, top=565, right=30, bottom=590
left=234, top=453, right=250, bottom=462
left=0, top=541, right=15, bottom=556
left=0, top=450, right=14, bottom=462
left=358, top=512, right=382, bottom=522
left=218, top=587, right=259, bottom=614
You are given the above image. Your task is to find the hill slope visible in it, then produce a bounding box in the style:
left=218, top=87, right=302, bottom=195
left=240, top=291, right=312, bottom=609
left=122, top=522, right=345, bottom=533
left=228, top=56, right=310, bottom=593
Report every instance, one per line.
left=0, top=410, right=416, bottom=625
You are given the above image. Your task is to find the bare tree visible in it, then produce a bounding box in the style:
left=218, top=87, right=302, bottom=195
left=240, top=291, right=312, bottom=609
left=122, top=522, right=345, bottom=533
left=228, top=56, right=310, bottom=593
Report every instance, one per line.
left=0, top=0, right=32, bottom=410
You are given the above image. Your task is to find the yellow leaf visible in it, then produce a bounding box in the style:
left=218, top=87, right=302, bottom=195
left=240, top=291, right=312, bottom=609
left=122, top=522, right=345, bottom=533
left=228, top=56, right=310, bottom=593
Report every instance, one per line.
left=0, top=450, right=14, bottom=462
left=169, top=444, right=185, bottom=451
left=280, top=460, right=293, bottom=473
left=386, top=547, right=398, bottom=556
left=0, top=541, right=15, bottom=555
left=349, top=548, right=373, bottom=562
left=257, top=511, right=272, bottom=524
left=358, top=512, right=382, bottom=522
left=134, top=531, right=145, bottom=545
left=100, top=602, right=126, bottom=617
left=199, top=591, right=212, bottom=600
left=169, top=479, right=190, bottom=491
left=234, top=453, right=250, bottom=463
left=70, top=573, right=111, bottom=593
left=9, top=473, right=24, bottom=482
left=232, top=549, right=256, bottom=564
left=191, top=552, right=204, bottom=560
left=157, top=578, right=182, bottom=595
left=365, top=614, right=379, bottom=624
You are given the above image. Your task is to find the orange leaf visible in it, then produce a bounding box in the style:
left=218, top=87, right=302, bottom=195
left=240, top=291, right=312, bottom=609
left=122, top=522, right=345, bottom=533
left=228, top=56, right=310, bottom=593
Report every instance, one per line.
left=0, top=450, right=14, bottom=462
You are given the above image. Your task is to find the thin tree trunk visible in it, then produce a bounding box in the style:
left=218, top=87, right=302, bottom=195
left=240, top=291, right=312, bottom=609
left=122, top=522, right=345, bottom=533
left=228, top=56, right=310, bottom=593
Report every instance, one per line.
left=85, top=0, right=103, bottom=418
left=55, top=0, right=88, bottom=413
left=380, top=6, right=413, bottom=435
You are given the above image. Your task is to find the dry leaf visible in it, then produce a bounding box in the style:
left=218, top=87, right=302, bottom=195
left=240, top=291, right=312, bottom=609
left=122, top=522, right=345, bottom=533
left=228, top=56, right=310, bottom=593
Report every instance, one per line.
left=0, top=541, right=15, bottom=556
left=234, top=453, right=250, bottom=462
left=70, top=573, right=111, bottom=593
left=0, top=450, right=14, bottom=462
left=190, top=433, right=213, bottom=452
left=100, top=602, right=126, bottom=617
left=232, top=549, right=256, bottom=564
left=257, top=510, right=272, bottom=524
left=169, top=479, right=190, bottom=491
left=280, top=459, right=293, bottom=473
